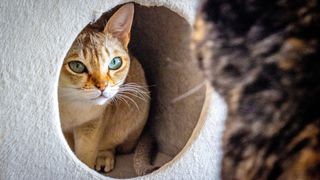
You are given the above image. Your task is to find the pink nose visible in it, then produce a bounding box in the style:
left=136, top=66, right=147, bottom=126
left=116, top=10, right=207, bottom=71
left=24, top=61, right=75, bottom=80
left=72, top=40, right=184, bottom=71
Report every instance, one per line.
left=95, top=82, right=107, bottom=91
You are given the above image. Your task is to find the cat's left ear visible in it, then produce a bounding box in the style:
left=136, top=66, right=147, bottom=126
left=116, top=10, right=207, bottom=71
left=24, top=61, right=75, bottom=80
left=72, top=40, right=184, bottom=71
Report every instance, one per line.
left=104, top=3, right=134, bottom=48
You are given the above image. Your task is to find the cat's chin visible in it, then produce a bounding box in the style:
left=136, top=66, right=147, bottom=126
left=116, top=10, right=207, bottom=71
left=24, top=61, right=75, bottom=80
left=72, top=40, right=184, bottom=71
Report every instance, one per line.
left=91, top=96, right=110, bottom=105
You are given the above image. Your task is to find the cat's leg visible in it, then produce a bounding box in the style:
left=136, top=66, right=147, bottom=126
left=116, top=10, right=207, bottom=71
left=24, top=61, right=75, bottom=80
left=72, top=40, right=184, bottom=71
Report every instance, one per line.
left=117, top=129, right=141, bottom=153
left=74, top=119, right=103, bottom=169
left=95, top=149, right=115, bottom=172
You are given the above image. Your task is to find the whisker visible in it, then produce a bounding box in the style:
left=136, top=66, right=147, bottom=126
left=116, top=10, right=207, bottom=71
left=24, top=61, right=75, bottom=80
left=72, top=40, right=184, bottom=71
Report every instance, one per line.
left=118, top=91, right=150, bottom=101
left=119, top=90, right=147, bottom=99
left=117, top=94, right=140, bottom=111
left=115, top=94, right=131, bottom=109
left=121, top=83, right=150, bottom=90
left=119, top=85, right=150, bottom=98
left=118, top=91, right=149, bottom=102
left=110, top=96, right=119, bottom=107
left=124, top=82, right=155, bottom=88
left=120, top=83, right=150, bottom=92
left=118, top=88, right=150, bottom=96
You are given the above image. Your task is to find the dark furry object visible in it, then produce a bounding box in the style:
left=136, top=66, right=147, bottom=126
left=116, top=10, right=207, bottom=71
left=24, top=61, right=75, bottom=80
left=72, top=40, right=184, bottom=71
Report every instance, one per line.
left=193, top=0, right=320, bottom=179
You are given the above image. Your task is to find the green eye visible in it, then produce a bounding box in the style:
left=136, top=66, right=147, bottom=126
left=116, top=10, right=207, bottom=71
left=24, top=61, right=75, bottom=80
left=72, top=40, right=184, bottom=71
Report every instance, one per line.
left=68, top=61, right=87, bottom=73
left=108, top=57, right=122, bottom=70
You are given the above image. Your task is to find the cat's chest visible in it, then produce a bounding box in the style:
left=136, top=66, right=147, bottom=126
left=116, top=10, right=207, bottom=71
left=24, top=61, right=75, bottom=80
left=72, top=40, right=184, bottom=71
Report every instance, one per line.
left=59, top=101, right=107, bottom=131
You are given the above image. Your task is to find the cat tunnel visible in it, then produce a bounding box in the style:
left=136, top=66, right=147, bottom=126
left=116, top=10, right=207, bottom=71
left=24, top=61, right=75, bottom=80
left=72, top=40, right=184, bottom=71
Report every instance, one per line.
left=0, top=0, right=226, bottom=179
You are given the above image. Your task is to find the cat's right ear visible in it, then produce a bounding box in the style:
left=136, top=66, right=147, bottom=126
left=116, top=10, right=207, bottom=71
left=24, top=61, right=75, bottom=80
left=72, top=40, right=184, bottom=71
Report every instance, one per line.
left=104, top=3, right=134, bottom=48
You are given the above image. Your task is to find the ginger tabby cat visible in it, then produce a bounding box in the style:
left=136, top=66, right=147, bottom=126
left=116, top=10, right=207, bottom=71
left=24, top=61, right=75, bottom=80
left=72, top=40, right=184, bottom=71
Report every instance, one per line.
left=58, top=4, right=152, bottom=174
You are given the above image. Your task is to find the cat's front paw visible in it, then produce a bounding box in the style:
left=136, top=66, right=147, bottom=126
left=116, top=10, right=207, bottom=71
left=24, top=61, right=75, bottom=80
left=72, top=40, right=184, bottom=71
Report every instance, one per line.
left=95, top=150, right=115, bottom=172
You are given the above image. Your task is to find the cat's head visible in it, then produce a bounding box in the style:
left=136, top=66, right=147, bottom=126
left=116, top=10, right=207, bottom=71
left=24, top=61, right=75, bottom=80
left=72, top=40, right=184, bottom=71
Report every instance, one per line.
left=59, top=3, right=134, bottom=105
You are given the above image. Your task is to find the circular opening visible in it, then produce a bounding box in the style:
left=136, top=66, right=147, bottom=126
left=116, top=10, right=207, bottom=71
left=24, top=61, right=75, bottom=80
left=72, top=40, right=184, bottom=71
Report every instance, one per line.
left=58, top=3, right=206, bottom=179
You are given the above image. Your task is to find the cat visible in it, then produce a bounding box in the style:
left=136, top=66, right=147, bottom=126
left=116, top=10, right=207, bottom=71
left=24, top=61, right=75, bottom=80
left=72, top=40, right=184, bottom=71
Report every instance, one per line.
left=58, top=3, right=155, bottom=175
left=194, top=0, right=320, bottom=179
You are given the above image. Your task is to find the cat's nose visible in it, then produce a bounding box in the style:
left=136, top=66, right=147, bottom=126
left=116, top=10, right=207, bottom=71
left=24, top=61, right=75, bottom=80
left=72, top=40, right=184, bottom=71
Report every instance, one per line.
left=95, top=82, right=107, bottom=91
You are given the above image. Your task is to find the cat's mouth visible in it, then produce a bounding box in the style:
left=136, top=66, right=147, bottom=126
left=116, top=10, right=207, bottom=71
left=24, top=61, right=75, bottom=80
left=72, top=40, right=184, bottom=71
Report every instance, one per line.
left=84, top=88, right=118, bottom=105
left=91, top=94, right=109, bottom=105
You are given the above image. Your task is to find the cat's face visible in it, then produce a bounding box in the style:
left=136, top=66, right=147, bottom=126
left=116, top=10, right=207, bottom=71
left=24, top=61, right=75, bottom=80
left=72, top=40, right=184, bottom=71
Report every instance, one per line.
left=59, top=4, right=134, bottom=105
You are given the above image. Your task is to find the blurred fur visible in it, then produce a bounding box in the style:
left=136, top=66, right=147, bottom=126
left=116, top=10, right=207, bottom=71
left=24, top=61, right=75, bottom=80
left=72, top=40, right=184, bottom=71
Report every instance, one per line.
left=194, top=0, right=320, bottom=179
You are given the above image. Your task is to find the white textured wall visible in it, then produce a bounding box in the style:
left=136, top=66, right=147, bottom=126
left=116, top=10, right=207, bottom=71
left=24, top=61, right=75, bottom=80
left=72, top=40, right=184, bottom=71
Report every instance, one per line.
left=0, top=0, right=226, bottom=179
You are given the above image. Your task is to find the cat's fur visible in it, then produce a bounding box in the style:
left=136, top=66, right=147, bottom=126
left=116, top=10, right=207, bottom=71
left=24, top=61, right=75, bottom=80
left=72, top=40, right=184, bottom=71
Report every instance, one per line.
left=194, top=0, right=320, bottom=179
left=58, top=3, right=153, bottom=175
